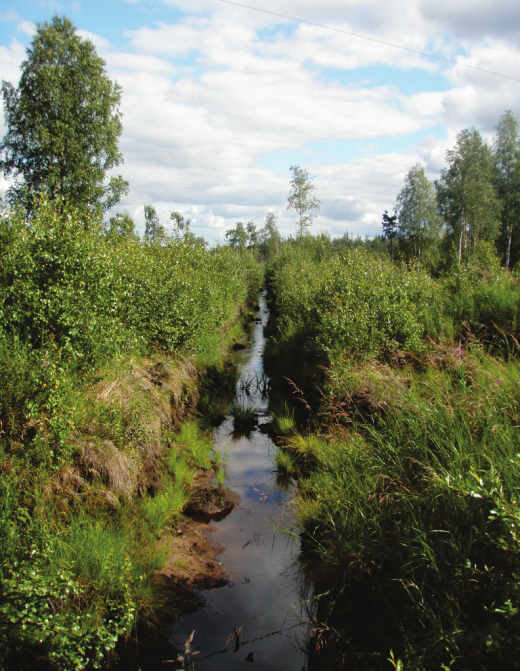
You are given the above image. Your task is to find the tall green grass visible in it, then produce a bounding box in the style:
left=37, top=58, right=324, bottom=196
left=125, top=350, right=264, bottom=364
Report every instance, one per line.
left=0, top=420, right=219, bottom=671
left=265, top=237, right=520, bottom=668
left=172, top=420, right=215, bottom=471
left=142, top=480, right=189, bottom=537
left=294, top=352, right=520, bottom=669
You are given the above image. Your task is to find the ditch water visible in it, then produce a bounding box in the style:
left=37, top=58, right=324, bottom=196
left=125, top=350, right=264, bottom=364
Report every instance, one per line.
left=168, top=290, right=309, bottom=670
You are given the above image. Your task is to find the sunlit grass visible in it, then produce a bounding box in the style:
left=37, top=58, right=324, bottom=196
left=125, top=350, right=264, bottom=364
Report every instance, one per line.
left=174, top=420, right=214, bottom=470
left=273, top=404, right=296, bottom=435
left=142, top=480, right=189, bottom=537
left=275, top=449, right=294, bottom=475
left=293, top=349, right=520, bottom=668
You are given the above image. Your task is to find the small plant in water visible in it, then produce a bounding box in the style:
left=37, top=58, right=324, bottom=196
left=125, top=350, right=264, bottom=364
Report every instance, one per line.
left=229, top=403, right=256, bottom=421
left=175, top=629, right=198, bottom=670
left=229, top=403, right=257, bottom=433
left=275, top=449, right=294, bottom=475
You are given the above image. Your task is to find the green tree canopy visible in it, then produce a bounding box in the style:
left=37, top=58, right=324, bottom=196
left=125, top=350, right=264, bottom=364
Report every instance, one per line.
left=396, top=164, right=441, bottom=264
left=259, top=211, right=281, bottom=260
left=493, top=110, right=520, bottom=268
left=0, top=15, right=127, bottom=217
left=437, top=128, right=499, bottom=263
left=287, top=165, right=321, bottom=236
left=144, top=205, right=165, bottom=243
left=225, top=221, right=248, bottom=249
left=106, top=211, right=137, bottom=240
left=246, top=220, right=258, bottom=248
left=381, top=209, right=398, bottom=260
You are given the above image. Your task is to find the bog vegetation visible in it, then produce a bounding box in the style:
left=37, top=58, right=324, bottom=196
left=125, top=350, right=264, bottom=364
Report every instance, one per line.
left=266, top=238, right=520, bottom=668
left=1, top=11, right=520, bottom=671
left=0, top=196, right=263, bottom=669
left=0, top=16, right=263, bottom=670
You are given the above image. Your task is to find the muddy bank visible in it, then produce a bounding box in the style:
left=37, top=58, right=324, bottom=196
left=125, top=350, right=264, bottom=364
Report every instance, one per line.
left=156, top=290, right=308, bottom=671
left=116, top=291, right=310, bottom=671
left=45, top=356, right=202, bottom=513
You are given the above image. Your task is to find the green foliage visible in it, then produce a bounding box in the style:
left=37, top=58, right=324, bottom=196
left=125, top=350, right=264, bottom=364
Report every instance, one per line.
left=0, top=481, right=153, bottom=670
left=143, top=204, right=165, bottom=243
left=258, top=212, right=281, bottom=261
left=142, top=480, right=189, bottom=537
left=172, top=421, right=214, bottom=471
left=0, top=191, right=262, bottom=667
left=440, top=245, right=520, bottom=348
left=396, top=163, right=442, bottom=265
left=106, top=212, right=137, bottom=241
left=493, top=110, right=520, bottom=269
left=381, top=209, right=398, bottom=260
left=275, top=449, right=294, bottom=475
left=0, top=15, right=126, bottom=216
left=273, top=406, right=296, bottom=436
left=287, top=165, right=321, bottom=236
left=267, top=236, right=520, bottom=668
left=295, top=353, right=520, bottom=668
left=387, top=110, right=520, bottom=272
left=225, top=221, right=249, bottom=249
left=269, top=244, right=442, bottom=362
left=0, top=406, right=217, bottom=669
left=0, top=197, right=132, bottom=364
left=0, top=197, right=263, bottom=368
left=437, top=127, right=500, bottom=264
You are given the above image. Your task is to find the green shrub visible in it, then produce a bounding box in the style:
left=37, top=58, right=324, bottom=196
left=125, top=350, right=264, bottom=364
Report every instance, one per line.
left=295, top=353, right=520, bottom=668
left=269, top=245, right=444, bottom=363
left=0, top=194, right=263, bottom=669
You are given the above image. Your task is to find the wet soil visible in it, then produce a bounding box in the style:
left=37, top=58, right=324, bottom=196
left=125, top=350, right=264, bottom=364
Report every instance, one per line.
left=134, top=290, right=309, bottom=671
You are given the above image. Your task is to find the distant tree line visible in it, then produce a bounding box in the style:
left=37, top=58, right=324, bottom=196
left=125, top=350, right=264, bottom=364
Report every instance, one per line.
left=384, top=110, right=520, bottom=270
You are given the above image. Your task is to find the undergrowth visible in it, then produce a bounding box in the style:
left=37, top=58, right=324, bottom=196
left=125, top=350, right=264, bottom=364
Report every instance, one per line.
left=267, top=237, right=520, bottom=670
left=0, top=197, right=260, bottom=668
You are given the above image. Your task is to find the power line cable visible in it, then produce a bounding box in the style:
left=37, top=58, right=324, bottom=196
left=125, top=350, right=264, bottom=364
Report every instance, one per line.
left=215, top=0, right=520, bottom=84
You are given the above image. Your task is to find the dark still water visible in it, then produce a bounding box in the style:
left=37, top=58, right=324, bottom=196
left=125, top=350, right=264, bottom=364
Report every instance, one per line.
left=168, top=290, right=308, bottom=670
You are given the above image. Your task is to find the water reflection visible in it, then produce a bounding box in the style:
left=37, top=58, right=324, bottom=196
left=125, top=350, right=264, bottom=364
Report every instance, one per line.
left=168, top=290, right=309, bottom=670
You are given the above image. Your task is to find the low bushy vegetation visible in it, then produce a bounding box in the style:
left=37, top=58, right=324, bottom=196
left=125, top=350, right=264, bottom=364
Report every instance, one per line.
left=269, top=244, right=442, bottom=361
left=0, top=197, right=262, bottom=669
left=268, top=236, right=520, bottom=669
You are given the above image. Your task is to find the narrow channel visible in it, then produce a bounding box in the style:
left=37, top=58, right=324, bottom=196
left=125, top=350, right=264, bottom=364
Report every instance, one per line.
left=169, top=290, right=309, bottom=670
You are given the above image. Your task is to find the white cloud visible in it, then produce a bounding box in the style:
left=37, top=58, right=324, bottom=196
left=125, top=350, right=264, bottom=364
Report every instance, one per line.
left=126, top=18, right=210, bottom=55
left=109, top=7, right=449, bottom=240
left=3, top=0, right=520, bottom=242
left=0, top=38, right=26, bottom=85
left=77, top=29, right=111, bottom=52
left=419, top=0, right=520, bottom=41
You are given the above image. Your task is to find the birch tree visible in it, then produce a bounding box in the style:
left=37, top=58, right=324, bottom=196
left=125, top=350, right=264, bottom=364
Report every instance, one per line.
left=493, top=110, right=520, bottom=268
left=0, top=16, right=127, bottom=217
left=396, top=164, right=441, bottom=264
left=287, top=165, right=320, bottom=236
left=436, top=128, right=499, bottom=263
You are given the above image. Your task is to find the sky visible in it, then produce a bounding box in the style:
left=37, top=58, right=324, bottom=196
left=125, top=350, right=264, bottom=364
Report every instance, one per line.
left=1, top=0, right=520, bottom=242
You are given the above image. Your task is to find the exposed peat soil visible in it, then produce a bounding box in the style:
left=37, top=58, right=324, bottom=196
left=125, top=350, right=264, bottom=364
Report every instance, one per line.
left=135, top=291, right=310, bottom=670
